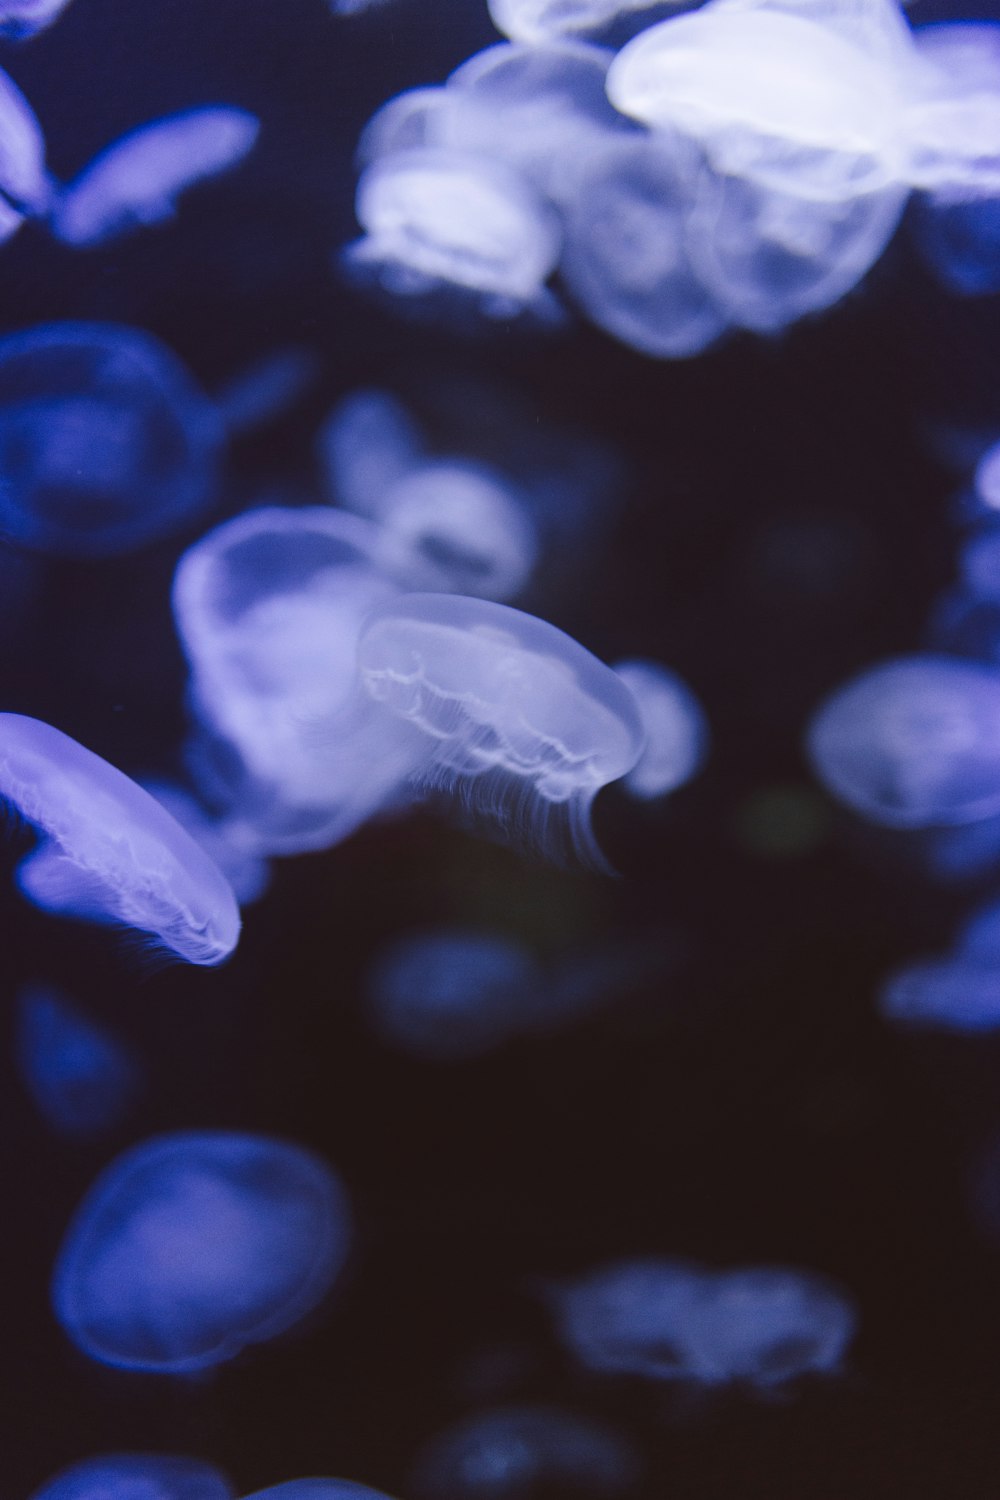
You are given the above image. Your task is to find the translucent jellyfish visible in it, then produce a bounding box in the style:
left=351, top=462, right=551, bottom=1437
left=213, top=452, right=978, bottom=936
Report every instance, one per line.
left=52, top=108, right=260, bottom=249
left=31, top=1453, right=234, bottom=1500
left=0, top=0, right=74, bottom=39
left=0, top=713, right=240, bottom=963
left=346, top=148, right=562, bottom=314
left=805, top=657, right=1000, bottom=828
left=550, top=1258, right=856, bottom=1389
left=486, top=0, right=667, bottom=46
left=355, top=89, right=454, bottom=171
left=318, top=388, right=425, bottom=518
left=242, top=1485, right=395, bottom=1500
left=975, top=442, right=1000, bottom=512
left=901, top=24, right=1000, bottom=197
left=878, top=957, right=1000, bottom=1032
left=139, top=778, right=271, bottom=907
left=0, top=64, right=50, bottom=215
left=411, top=1405, right=639, bottom=1498
left=557, top=134, right=729, bottom=358
left=356, top=593, right=646, bottom=871
left=52, top=1131, right=351, bottom=1374
left=0, top=322, right=222, bottom=557
left=613, top=658, right=707, bottom=799
left=16, top=983, right=140, bottom=1137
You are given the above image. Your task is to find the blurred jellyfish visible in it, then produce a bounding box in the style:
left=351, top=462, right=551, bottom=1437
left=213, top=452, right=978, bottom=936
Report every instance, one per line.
left=959, top=527, right=1000, bottom=602
left=52, top=108, right=260, bottom=249
left=0, top=0, right=74, bottom=39
left=878, top=957, right=1000, bottom=1032
left=16, top=983, right=140, bottom=1137
left=976, top=442, right=1000, bottom=512
left=0, top=713, right=240, bottom=963
left=0, top=322, right=222, bottom=557
left=411, top=1405, right=639, bottom=1499
left=356, top=593, right=646, bottom=871
left=550, top=1258, right=856, bottom=1389
left=487, top=0, right=665, bottom=45
left=318, top=388, right=425, bottom=518
left=242, top=1485, right=395, bottom=1500
left=805, top=656, right=1000, bottom=829
left=52, top=1131, right=351, bottom=1374
left=139, top=779, right=270, bottom=906
left=902, top=23, right=1000, bottom=197
left=557, top=134, right=729, bottom=358
left=31, top=1453, right=234, bottom=1500
left=0, top=65, right=50, bottom=215
left=356, top=88, right=454, bottom=171
left=912, top=192, right=1000, bottom=297
left=214, top=347, right=319, bottom=438
left=613, top=658, right=707, bottom=799
left=958, top=894, right=1000, bottom=962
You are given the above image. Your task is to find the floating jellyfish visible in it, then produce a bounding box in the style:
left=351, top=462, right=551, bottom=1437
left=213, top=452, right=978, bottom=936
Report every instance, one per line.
left=976, top=442, right=1000, bottom=512
left=878, top=957, right=1000, bottom=1032
left=0, top=322, right=222, bottom=557
left=550, top=1258, right=856, bottom=1389
left=0, top=713, right=240, bottom=963
left=356, top=593, right=646, bottom=871
left=0, top=64, right=50, bottom=215
left=901, top=23, right=1000, bottom=197
left=16, top=984, right=140, bottom=1137
left=318, top=388, right=425, bottom=518
left=52, top=1131, right=351, bottom=1374
left=613, top=658, right=707, bottom=800
left=52, top=108, right=260, bottom=249
left=355, top=88, right=454, bottom=171
left=31, top=1453, right=234, bottom=1500
left=0, top=0, right=74, bottom=40
left=242, top=1484, right=395, bottom=1500
left=805, top=656, right=1000, bottom=829
left=486, top=0, right=666, bottom=46
left=139, top=779, right=271, bottom=907
left=411, top=1405, right=639, bottom=1498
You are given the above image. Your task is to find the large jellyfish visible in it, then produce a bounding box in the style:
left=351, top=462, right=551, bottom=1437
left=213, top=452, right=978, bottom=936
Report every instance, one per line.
left=16, top=984, right=140, bottom=1137
left=0, top=322, right=222, bottom=557
left=51, top=108, right=260, bottom=249
left=613, top=658, right=707, bottom=799
left=52, top=1131, right=351, bottom=1374
left=355, top=593, right=646, bottom=870
left=31, top=1454, right=234, bottom=1500
left=805, top=656, right=1000, bottom=828
left=0, top=713, right=240, bottom=964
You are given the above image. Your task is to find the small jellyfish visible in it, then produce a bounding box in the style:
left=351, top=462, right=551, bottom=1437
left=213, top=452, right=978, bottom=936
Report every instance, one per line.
left=0, top=713, right=240, bottom=963
left=355, top=593, right=646, bottom=871
left=613, top=658, right=707, bottom=799
left=318, top=388, right=425, bottom=518
left=31, top=1454, right=233, bottom=1500
left=242, top=1485, right=395, bottom=1500
left=878, top=957, right=1000, bottom=1032
left=16, top=983, right=140, bottom=1137
left=52, top=108, right=260, bottom=249
left=52, top=1131, right=351, bottom=1374
left=976, top=442, right=1000, bottom=512
left=0, top=0, right=74, bottom=40
left=548, top=1257, right=706, bottom=1380
left=805, top=656, right=1000, bottom=828
left=0, top=322, right=222, bottom=557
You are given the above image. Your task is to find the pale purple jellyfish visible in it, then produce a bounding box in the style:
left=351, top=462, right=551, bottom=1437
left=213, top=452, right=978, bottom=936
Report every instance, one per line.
left=16, top=983, right=141, bottom=1137
left=31, top=1453, right=233, bottom=1500
left=0, top=64, right=50, bottom=217
left=52, top=1132, right=351, bottom=1374
left=318, top=388, right=425, bottom=518
left=613, top=658, right=707, bottom=799
left=0, top=0, right=74, bottom=40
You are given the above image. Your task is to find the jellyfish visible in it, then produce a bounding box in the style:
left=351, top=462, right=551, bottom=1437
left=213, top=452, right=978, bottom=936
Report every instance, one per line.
left=0, top=322, right=222, bottom=557
left=355, top=89, right=454, bottom=171
left=242, top=1485, right=395, bottom=1500
left=805, top=656, right=1000, bottom=829
left=214, top=347, right=318, bottom=438
left=486, top=0, right=667, bottom=46
left=0, top=713, right=240, bottom=963
left=52, top=1131, right=351, bottom=1374
left=51, top=108, right=260, bottom=249
left=139, top=778, right=271, bottom=907
left=976, top=443, right=1000, bottom=512
left=901, top=23, right=1000, bottom=197
left=878, top=957, right=1000, bottom=1032
left=959, top=528, right=1000, bottom=602
left=31, top=1453, right=234, bottom=1500
left=0, top=0, right=74, bottom=39
left=355, top=592, right=646, bottom=871
left=411, top=1405, right=639, bottom=1498
left=318, top=389, right=425, bottom=518
left=958, top=895, right=1000, bottom=962
left=613, top=658, right=707, bottom=800
left=16, top=983, right=140, bottom=1137
left=0, top=64, right=50, bottom=215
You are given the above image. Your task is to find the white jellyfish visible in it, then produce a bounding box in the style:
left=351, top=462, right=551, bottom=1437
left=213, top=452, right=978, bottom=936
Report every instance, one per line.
left=901, top=23, right=1000, bottom=197
left=0, top=0, right=74, bottom=40
left=613, top=658, right=708, bottom=799
left=0, top=713, right=240, bottom=964
left=318, top=388, right=426, bottom=518
left=51, top=108, right=260, bottom=249
left=487, top=0, right=669, bottom=46
left=31, top=1453, right=234, bottom=1500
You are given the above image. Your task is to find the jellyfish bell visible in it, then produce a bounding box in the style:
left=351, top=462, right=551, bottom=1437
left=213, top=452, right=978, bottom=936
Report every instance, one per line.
left=0, top=63, right=50, bottom=212
left=52, top=1131, right=351, bottom=1374
left=355, top=88, right=454, bottom=171
left=549, top=1257, right=707, bottom=1379
left=356, top=593, right=646, bottom=871
left=613, top=658, right=707, bottom=799
left=900, top=23, right=1000, bottom=198
left=16, top=983, right=140, bottom=1137
left=31, top=1453, right=234, bottom=1500
left=0, top=0, right=75, bottom=40
left=318, top=388, right=425, bottom=517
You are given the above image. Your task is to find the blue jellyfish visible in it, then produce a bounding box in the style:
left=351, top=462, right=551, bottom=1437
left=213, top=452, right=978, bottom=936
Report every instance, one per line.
left=213, top=348, right=318, bottom=439
left=31, top=1453, right=233, bottom=1500
left=958, top=894, right=1000, bottom=961
left=318, top=388, right=425, bottom=518
left=356, top=593, right=646, bottom=871
left=805, top=656, right=1000, bottom=828
left=0, top=64, right=50, bottom=215
left=959, top=527, right=1000, bottom=602
left=0, top=713, right=240, bottom=963
left=878, top=957, right=1000, bottom=1033
left=16, top=984, right=140, bottom=1137
left=0, top=0, right=74, bottom=40
left=0, top=322, right=222, bottom=557
left=976, top=442, right=1000, bottom=511
left=52, top=108, right=260, bottom=249
left=411, top=1404, right=639, bottom=1498
left=241, top=1485, right=395, bottom=1500
left=52, top=1131, right=351, bottom=1374
left=613, top=658, right=707, bottom=800
left=914, top=193, right=1000, bottom=298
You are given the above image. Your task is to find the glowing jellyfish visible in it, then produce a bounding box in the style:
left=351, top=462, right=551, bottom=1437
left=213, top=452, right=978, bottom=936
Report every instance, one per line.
left=0, top=64, right=50, bottom=215
left=0, top=322, right=222, bottom=557
left=557, top=135, right=729, bottom=358
left=214, top=348, right=318, bottom=438
left=356, top=593, right=646, bottom=871
left=16, top=984, right=140, bottom=1138
left=486, top=0, right=665, bottom=45
left=805, top=656, right=1000, bottom=828
left=139, top=779, right=271, bottom=907
left=318, top=388, right=425, bottom=518
left=976, top=442, right=1000, bottom=512
left=613, top=658, right=707, bottom=799
left=0, top=713, right=240, bottom=963
left=959, top=528, right=1000, bottom=602
left=356, top=89, right=454, bottom=171
left=52, top=1131, right=351, bottom=1374
left=411, top=1405, right=639, bottom=1498
left=52, top=108, right=259, bottom=249
left=901, top=23, right=1000, bottom=197
left=31, top=1453, right=234, bottom=1500
left=242, top=1485, right=395, bottom=1500
left=878, top=957, right=1000, bottom=1032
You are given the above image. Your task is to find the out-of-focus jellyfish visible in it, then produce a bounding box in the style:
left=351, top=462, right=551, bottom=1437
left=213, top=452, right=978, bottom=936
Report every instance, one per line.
left=0, top=0, right=73, bottom=37
left=0, top=322, right=222, bottom=557
left=140, top=778, right=270, bottom=907
left=52, top=108, right=260, bottom=249
left=0, top=713, right=240, bottom=964
left=550, top=1258, right=856, bottom=1389
left=959, top=528, right=1000, bottom=602
left=411, top=1404, right=639, bottom=1498
left=356, top=593, right=646, bottom=871
left=912, top=192, right=1000, bottom=297
left=16, top=984, right=140, bottom=1138
left=878, top=957, right=1000, bottom=1032
left=31, top=1453, right=234, bottom=1500
left=214, top=348, right=318, bottom=438
left=805, top=656, right=1000, bottom=829
left=613, top=658, right=707, bottom=799
left=366, top=928, right=542, bottom=1060
left=0, top=65, right=50, bottom=216
left=487, top=0, right=666, bottom=46
left=976, top=443, right=1000, bottom=512
left=557, top=134, right=728, bottom=358
left=52, top=1131, right=351, bottom=1374
left=356, top=88, right=454, bottom=171
left=346, top=148, right=563, bottom=317
left=318, top=388, right=425, bottom=518
left=242, top=1484, right=395, bottom=1500
left=958, top=895, right=1000, bottom=962
left=902, top=23, right=1000, bottom=197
